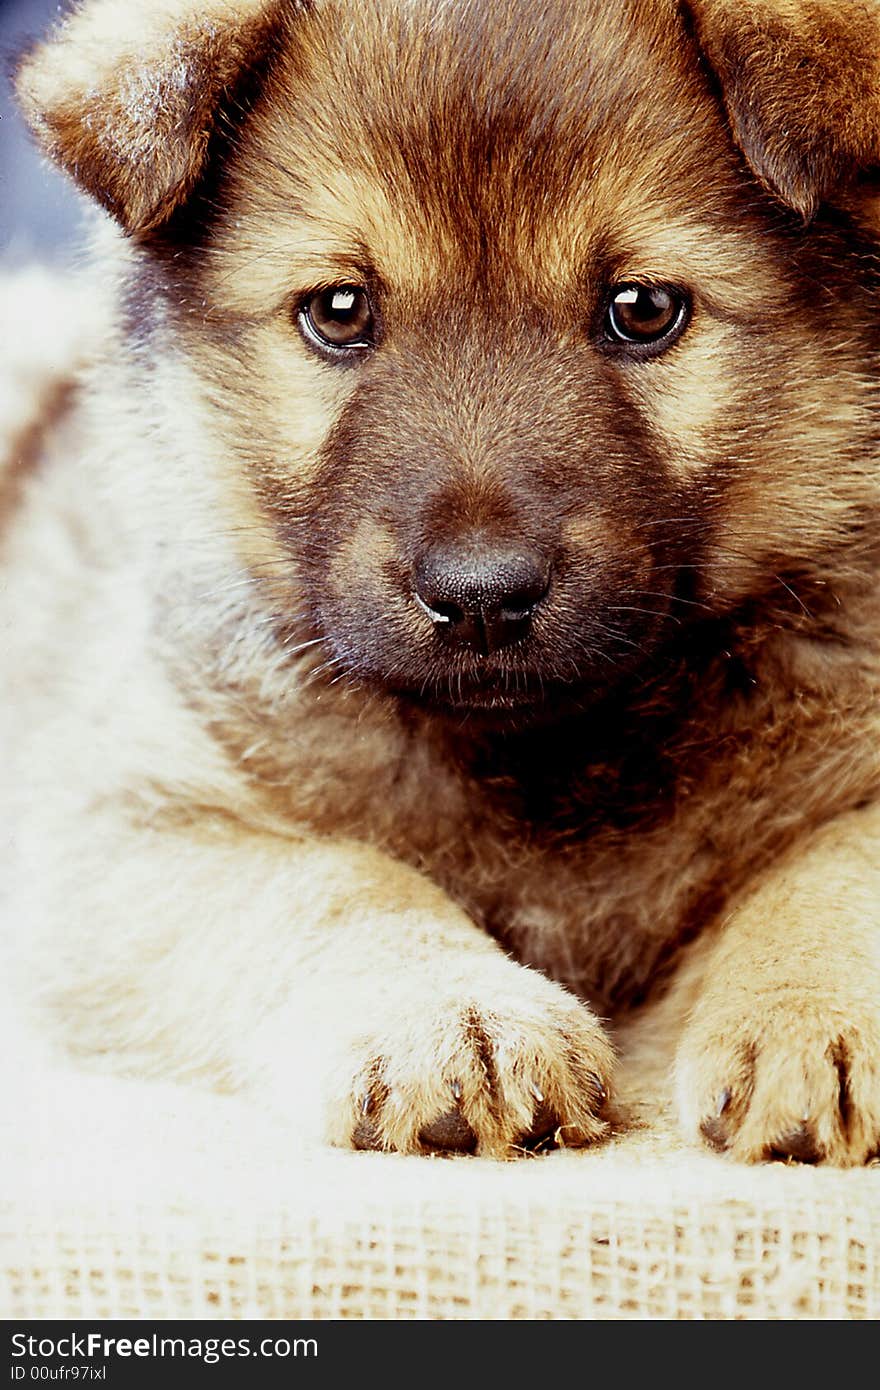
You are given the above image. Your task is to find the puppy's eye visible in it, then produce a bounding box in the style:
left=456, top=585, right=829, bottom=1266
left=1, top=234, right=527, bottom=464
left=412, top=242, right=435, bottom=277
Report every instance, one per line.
left=604, top=283, right=687, bottom=351
left=300, top=286, right=375, bottom=352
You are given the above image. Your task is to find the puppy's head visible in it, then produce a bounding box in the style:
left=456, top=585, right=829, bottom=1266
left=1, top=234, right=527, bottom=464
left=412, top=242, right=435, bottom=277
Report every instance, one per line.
left=18, top=0, right=880, bottom=720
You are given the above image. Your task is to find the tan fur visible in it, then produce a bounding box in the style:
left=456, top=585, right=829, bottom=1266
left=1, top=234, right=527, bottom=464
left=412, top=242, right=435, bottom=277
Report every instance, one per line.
left=16, top=0, right=285, bottom=233
left=5, top=0, right=880, bottom=1163
left=690, top=0, right=880, bottom=217
left=674, top=802, right=880, bottom=1164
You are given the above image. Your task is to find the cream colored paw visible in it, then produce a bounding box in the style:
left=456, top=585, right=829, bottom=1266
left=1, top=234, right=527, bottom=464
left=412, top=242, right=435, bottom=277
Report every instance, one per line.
left=676, top=989, right=880, bottom=1166
left=326, top=968, right=614, bottom=1157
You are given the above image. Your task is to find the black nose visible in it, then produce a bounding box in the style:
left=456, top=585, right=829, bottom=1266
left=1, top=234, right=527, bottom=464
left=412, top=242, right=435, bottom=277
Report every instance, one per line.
left=413, top=539, right=550, bottom=654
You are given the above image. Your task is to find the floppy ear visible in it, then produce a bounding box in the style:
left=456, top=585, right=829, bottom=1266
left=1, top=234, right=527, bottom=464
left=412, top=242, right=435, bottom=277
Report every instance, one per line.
left=686, top=0, right=880, bottom=218
left=15, top=0, right=297, bottom=236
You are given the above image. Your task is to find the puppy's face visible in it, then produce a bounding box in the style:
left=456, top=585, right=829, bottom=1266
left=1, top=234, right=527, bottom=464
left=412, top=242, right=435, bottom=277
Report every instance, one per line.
left=26, top=0, right=880, bottom=719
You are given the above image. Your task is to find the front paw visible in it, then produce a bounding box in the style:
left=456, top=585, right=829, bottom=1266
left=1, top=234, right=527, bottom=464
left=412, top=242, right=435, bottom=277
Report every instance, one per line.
left=326, top=967, right=614, bottom=1157
left=676, top=989, right=880, bottom=1166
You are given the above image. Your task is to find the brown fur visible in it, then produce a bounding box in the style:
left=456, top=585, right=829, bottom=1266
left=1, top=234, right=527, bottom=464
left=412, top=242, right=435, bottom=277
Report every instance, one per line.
left=5, top=0, right=880, bottom=1162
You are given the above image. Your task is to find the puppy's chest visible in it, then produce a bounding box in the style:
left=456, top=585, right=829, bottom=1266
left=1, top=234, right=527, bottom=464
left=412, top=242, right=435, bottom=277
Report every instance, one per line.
left=306, top=675, right=877, bottom=1005
left=410, top=724, right=717, bottom=1002
left=262, top=695, right=724, bottom=1002
left=219, top=633, right=880, bottom=1006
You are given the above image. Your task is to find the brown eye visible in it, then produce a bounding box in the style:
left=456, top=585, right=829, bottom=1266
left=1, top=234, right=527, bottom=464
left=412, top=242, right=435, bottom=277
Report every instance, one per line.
left=605, top=283, right=687, bottom=350
left=300, top=285, right=374, bottom=351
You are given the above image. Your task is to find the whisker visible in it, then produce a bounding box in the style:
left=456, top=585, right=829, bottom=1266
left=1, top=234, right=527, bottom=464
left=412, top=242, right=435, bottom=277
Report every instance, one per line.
left=609, top=604, right=681, bottom=625
left=772, top=573, right=814, bottom=618
left=280, top=635, right=326, bottom=658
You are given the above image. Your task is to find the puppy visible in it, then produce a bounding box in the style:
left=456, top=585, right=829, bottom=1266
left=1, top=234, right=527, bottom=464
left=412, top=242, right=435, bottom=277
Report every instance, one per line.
left=4, top=0, right=880, bottom=1163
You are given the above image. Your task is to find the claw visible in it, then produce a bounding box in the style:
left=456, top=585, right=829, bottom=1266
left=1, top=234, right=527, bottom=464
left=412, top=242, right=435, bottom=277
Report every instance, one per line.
left=589, top=1073, right=608, bottom=1106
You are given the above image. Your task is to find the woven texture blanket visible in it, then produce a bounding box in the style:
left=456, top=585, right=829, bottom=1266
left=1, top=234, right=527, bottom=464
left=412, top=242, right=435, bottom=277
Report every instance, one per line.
left=3, top=1008, right=878, bottom=1321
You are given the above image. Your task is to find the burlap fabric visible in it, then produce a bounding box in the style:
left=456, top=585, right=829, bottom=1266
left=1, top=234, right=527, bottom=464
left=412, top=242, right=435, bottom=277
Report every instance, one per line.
left=3, top=1025, right=878, bottom=1320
